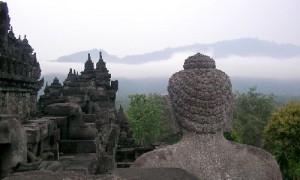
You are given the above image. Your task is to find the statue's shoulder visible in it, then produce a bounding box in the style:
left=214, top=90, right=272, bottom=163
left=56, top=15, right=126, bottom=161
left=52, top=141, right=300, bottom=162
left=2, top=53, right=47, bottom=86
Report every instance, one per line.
left=132, top=146, right=176, bottom=168
left=227, top=142, right=282, bottom=179
left=230, top=142, right=275, bottom=162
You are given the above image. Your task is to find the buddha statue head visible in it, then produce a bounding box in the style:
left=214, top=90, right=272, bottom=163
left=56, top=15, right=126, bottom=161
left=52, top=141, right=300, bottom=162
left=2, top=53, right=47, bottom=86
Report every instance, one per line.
left=168, top=53, right=233, bottom=133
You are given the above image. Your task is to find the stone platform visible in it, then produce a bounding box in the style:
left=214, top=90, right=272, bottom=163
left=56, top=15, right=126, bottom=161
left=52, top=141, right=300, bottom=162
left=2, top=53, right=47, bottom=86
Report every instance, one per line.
left=59, top=153, right=95, bottom=175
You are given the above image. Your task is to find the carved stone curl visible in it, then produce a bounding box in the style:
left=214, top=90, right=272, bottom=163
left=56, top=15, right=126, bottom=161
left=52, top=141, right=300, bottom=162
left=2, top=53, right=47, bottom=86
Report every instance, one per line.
left=168, top=53, right=233, bottom=133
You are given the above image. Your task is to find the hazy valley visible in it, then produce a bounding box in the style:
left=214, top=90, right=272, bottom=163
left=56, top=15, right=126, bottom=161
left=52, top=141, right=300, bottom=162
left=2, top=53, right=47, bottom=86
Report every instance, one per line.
left=39, top=38, right=300, bottom=108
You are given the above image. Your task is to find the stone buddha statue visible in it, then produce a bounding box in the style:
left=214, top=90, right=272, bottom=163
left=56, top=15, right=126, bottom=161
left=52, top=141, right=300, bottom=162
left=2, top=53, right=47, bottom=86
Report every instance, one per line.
left=132, top=53, right=281, bottom=180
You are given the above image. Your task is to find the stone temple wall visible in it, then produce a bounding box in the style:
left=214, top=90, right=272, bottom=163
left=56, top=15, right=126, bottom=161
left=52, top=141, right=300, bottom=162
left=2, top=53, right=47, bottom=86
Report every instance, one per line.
left=0, top=2, right=134, bottom=177
left=0, top=92, right=37, bottom=121
left=39, top=53, right=120, bottom=173
left=0, top=2, right=43, bottom=121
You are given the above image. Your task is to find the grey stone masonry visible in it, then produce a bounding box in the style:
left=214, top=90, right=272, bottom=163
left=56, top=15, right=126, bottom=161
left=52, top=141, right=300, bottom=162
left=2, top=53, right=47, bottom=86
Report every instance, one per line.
left=0, top=2, right=43, bottom=121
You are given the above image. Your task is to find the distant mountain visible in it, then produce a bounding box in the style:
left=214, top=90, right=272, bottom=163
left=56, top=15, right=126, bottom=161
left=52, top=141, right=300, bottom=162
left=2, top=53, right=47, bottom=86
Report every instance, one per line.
left=117, top=77, right=300, bottom=97
left=211, top=38, right=300, bottom=59
left=39, top=73, right=300, bottom=110
left=40, top=74, right=300, bottom=99
left=56, top=38, right=300, bottom=64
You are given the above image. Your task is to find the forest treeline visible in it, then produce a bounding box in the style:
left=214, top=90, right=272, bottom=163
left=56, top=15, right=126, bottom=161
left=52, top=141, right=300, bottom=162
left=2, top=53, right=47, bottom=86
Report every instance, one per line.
left=124, top=88, right=300, bottom=179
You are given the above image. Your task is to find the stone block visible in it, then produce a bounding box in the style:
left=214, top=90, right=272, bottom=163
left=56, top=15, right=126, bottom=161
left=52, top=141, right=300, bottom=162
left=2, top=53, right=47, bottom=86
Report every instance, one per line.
left=82, top=114, right=96, bottom=123
left=76, top=140, right=96, bottom=153
left=106, top=141, right=115, bottom=149
left=40, top=137, right=51, bottom=155
left=42, top=117, right=67, bottom=139
left=24, top=126, right=40, bottom=144
left=24, top=120, right=49, bottom=141
left=68, top=123, right=98, bottom=140
left=50, top=129, right=60, bottom=145
left=59, top=140, right=77, bottom=154
left=44, top=103, right=79, bottom=116
left=64, top=165, right=89, bottom=175
left=46, top=116, right=67, bottom=128
left=95, top=155, right=115, bottom=174
left=59, top=140, right=96, bottom=154
left=29, top=118, right=55, bottom=136
left=27, top=143, right=39, bottom=156
left=36, top=122, right=48, bottom=140
left=51, top=144, right=59, bottom=160
left=0, top=116, right=27, bottom=175
left=62, top=153, right=95, bottom=175
left=113, top=168, right=198, bottom=180
left=95, top=120, right=103, bottom=130
left=0, top=121, right=11, bottom=144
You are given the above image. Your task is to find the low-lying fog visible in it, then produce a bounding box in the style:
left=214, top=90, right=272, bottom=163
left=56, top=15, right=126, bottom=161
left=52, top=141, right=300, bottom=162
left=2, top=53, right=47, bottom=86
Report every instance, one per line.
left=40, top=51, right=300, bottom=80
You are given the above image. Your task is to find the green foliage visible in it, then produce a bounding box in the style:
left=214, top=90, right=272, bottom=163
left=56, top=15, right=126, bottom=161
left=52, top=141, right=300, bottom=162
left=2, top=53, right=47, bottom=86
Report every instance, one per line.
left=224, top=130, right=243, bottom=143
left=126, top=94, right=171, bottom=146
left=263, top=101, right=300, bottom=179
left=233, top=87, right=275, bottom=147
left=162, top=133, right=182, bottom=145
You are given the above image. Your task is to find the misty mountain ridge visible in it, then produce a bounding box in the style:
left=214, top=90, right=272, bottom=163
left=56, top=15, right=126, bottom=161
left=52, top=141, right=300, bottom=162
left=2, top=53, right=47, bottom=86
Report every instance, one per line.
left=42, top=74, right=300, bottom=101
left=56, top=38, right=300, bottom=64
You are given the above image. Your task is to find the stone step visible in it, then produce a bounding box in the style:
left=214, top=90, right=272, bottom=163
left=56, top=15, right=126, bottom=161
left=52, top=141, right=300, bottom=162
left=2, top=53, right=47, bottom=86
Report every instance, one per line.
left=116, top=162, right=133, bottom=168
left=59, top=140, right=95, bottom=154
left=60, top=153, right=95, bottom=175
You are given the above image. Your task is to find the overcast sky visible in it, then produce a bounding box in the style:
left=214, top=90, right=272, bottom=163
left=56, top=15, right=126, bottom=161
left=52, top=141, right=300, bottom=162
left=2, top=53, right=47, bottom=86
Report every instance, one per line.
left=6, top=0, right=300, bottom=61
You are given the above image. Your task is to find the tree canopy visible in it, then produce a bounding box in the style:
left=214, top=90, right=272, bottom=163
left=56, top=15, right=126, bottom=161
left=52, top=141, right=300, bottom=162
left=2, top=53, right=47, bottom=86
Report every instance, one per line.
left=263, top=100, right=300, bottom=179
left=126, top=94, right=171, bottom=146
left=232, top=87, right=275, bottom=147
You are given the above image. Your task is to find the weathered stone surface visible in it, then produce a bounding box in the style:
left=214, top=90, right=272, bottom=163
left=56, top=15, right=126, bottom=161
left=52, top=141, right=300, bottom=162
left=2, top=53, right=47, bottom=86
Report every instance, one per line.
left=133, top=133, right=282, bottom=179
left=113, top=168, right=198, bottom=180
left=50, top=129, right=60, bottom=145
left=21, top=117, right=60, bottom=163
left=82, top=114, right=96, bottom=123
left=168, top=53, right=233, bottom=133
left=132, top=53, right=282, bottom=180
left=114, top=105, right=146, bottom=168
left=0, top=2, right=149, bottom=177
left=94, top=155, right=115, bottom=174
left=24, top=118, right=56, bottom=144
left=39, top=53, right=118, bottom=121
left=37, top=54, right=121, bottom=174
left=43, top=103, right=77, bottom=116
left=41, top=116, right=67, bottom=140
left=0, top=116, right=27, bottom=177
left=43, top=102, right=98, bottom=140
left=0, top=2, right=9, bottom=50
left=0, top=2, right=43, bottom=121
left=3, top=171, right=119, bottom=180
left=0, top=120, right=11, bottom=144
left=59, top=140, right=96, bottom=154
left=24, top=126, right=40, bottom=144
left=45, top=116, right=68, bottom=127
left=39, top=161, right=62, bottom=172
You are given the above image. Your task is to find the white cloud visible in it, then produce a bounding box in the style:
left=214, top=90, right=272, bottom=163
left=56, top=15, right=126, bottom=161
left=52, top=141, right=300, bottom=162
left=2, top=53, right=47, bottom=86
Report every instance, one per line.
left=40, top=52, right=300, bottom=80
left=40, top=61, right=83, bottom=76
left=107, top=51, right=195, bottom=79
left=216, top=56, right=300, bottom=80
